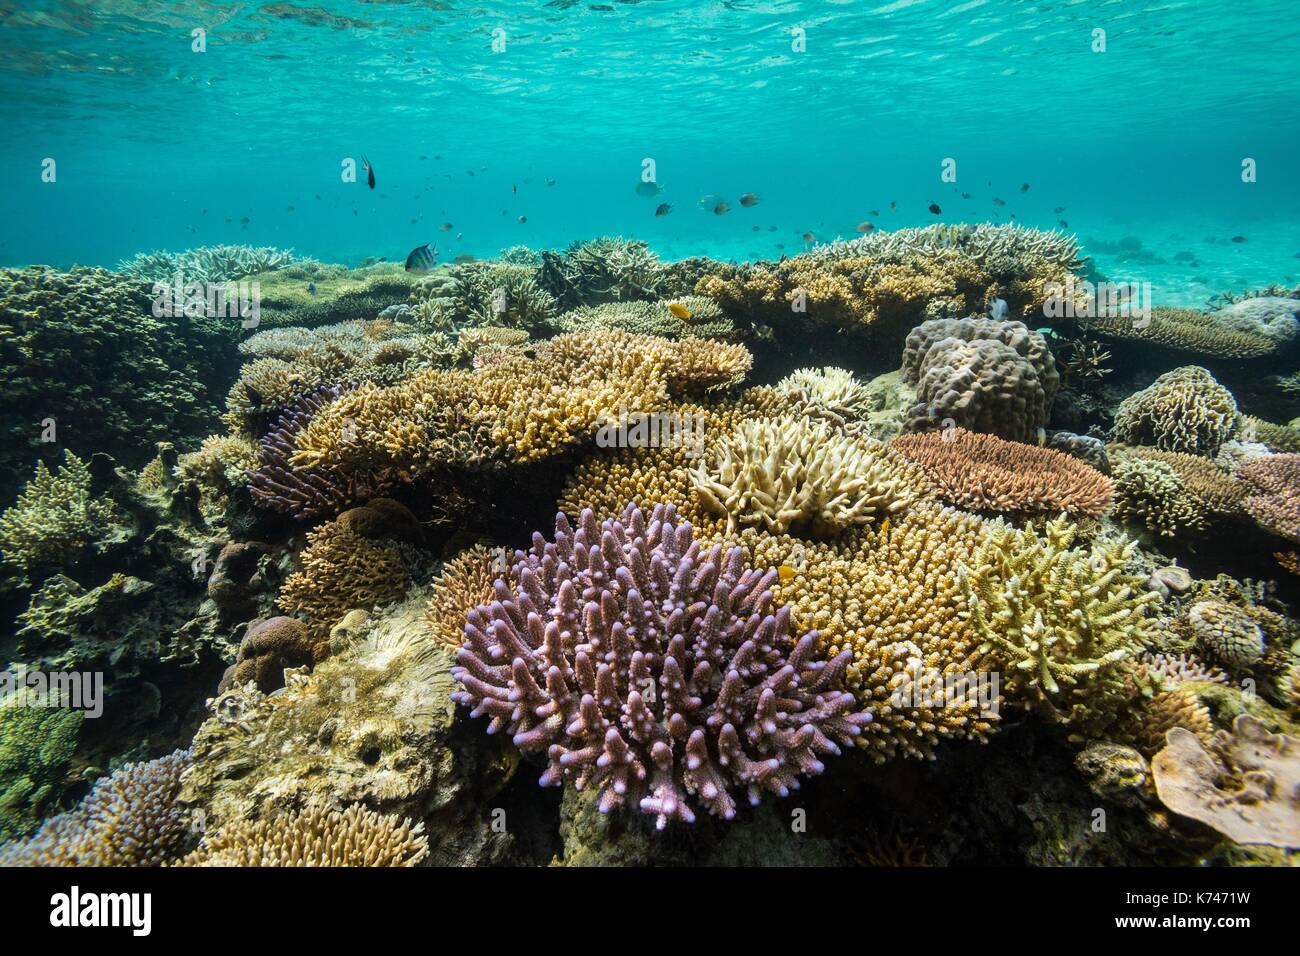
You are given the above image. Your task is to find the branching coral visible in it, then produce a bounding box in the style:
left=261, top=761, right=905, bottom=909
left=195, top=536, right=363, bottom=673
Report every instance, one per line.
left=413, top=261, right=557, bottom=331
left=960, top=516, right=1159, bottom=729
left=277, top=507, right=413, bottom=634
left=538, top=237, right=666, bottom=308
left=179, top=802, right=427, bottom=867
left=0, top=701, right=84, bottom=843
left=0, top=750, right=191, bottom=866
left=423, top=546, right=505, bottom=652
left=451, top=503, right=871, bottom=828
left=690, top=416, right=924, bottom=538
left=1236, top=453, right=1300, bottom=543
left=774, top=367, right=875, bottom=431
left=0, top=451, right=122, bottom=579
left=1109, top=445, right=1244, bottom=539
left=1111, top=366, right=1241, bottom=456
left=552, top=296, right=734, bottom=341
left=117, top=245, right=301, bottom=284
left=734, top=503, right=1001, bottom=762
left=891, top=428, right=1113, bottom=516
left=900, top=318, right=1059, bottom=441
left=1152, top=715, right=1299, bottom=849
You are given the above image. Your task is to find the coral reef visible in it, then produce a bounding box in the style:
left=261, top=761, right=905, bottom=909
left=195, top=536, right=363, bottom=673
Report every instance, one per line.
left=1237, top=453, right=1300, bottom=543
left=424, top=545, right=502, bottom=650
left=1111, top=366, right=1240, bottom=456
left=1152, top=716, right=1299, bottom=849
left=117, top=245, right=301, bottom=284
left=690, top=416, right=924, bottom=538
left=1083, top=307, right=1283, bottom=359
left=179, top=802, right=427, bottom=867
left=452, top=504, right=871, bottom=828
left=552, top=296, right=734, bottom=340
left=773, top=367, right=876, bottom=431
left=0, top=750, right=191, bottom=866
left=891, top=428, right=1113, bottom=516
left=0, top=702, right=84, bottom=844
left=960, top=516, right=1158, bottom=730
left=900, top=318, right=1059, bottom=441
left=538, top=237, right=666, bottom=308
left=1187, top=600, right=1266, bottom=669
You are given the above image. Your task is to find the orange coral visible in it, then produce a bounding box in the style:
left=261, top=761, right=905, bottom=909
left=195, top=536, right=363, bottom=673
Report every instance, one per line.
left=890, top=428, right=1113, bottom=516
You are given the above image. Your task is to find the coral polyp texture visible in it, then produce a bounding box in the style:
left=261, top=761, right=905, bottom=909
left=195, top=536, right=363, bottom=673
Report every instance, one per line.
left=899, top=317, right=1059, bottom=441
left=890, top=428, right=1113, bottom=516
left=1110, top=365, right=1241, bottom=456
left=451, top=503, right=871, bottom=828
left=1236, top=453, right=1300, bottom=543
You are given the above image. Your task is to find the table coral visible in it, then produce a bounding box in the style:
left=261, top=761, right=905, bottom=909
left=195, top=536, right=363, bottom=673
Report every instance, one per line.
left=891, top=428, right=1113, bottom=516
left=451, top=503, right=871, bottom=828
left=1111, top=366, right=1240, bottom=456
left=1083, top=307, right=1280, bottom=359
left=552, top=296, right=734, bottom=341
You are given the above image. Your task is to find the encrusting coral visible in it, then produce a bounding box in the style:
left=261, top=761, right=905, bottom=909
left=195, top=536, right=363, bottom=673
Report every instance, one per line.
left=451, top=503, right=872, bottom=828
left=0, top=750, right=191, bottom=866
left=1111, top=366, right=1241, bottom=456
left=900, top=318, right=1059, bottom=442
left=1152, top=715, right=1299, bottom=849
left=689, top=415, right=925, bottom=538
left=890, top=428, right=1113, bottom=516
left=179, top=802, right=427, bottom=867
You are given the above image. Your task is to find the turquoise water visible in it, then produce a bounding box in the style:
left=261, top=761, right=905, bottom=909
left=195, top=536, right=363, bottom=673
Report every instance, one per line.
left=2, top=0, right=1298, bottom=303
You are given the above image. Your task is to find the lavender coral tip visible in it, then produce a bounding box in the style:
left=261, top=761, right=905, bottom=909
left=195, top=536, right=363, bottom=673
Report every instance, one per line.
left=450, top=502, right=871, bottom=829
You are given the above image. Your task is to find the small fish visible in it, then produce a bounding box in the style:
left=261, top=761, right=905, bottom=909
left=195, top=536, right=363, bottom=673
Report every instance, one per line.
left=518, top=215, right=527, bottom=223
left=655, top=202, right=673, bottom=217
left=361, top=154, right=376, bottom=189
left=776, top=243, right=785, bottom=249
left=439, top=222, right=454, bottom=232
left=1053, top=206, right=1066, bottom=214
left=307, top=282, right=317, bottom=295
left=889, top=201, right=897, bottom=211
left=434, top=154, right=442, bottom=160
left=869, top=209, right=879, bottom=217
left=419, top=154, right=427, bottom=160
left=636, top=181, right=664, bottom=197
left=315, top=194, right=322, bottom=200
left=244, top=383, right=263, bottom=408
left=928, top=202, right=942, bottom=215
left=989, top=298, right=1008, bottom=320
left=1020, top=183, right=1030, bottom=192
left=801, top=232, right=814, bottom=243
left=545, top=178, right=556, bottom=187
left=240, top=216, right=250, bottom=224
left=776, top=564, right=798, bottom=583
left=992, top=197, right=1006, bottom=207
left=467, top=170, right=475, bottom=176
left=714, top=202, right=729, bottom=215
left=752, top=225, right=760, bottom=231
left=1231, top=235, right=1248, bottom=243
left=879, top=518, right=890, bottom=536
left=960, top=192, right=971, bottom=199
left=512, top=184, right=517, bottom=194
left=855, top=221, right=875, bottom=233
left=667, top=302, right=692, bottom=319
left=739, top=193, right=759, bottom=207
left=287, top=205, right=295, bottom=212
left=1057, top=219, right=1069, bottom=229
left=404, top=243, right=439, bottom=274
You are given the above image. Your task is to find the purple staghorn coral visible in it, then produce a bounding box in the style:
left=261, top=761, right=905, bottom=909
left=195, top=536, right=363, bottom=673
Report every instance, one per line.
left=246, top=385, right=376, bottom=519
left=452, top=502, right=871, bottom=828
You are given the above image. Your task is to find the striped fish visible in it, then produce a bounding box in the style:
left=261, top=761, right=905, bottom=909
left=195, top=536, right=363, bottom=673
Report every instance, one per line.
left=404, top=243, right=438, bottom=274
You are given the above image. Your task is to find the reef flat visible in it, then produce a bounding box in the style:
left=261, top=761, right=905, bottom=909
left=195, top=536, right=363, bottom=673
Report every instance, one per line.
left=1, top=230, right=1298, bottom=867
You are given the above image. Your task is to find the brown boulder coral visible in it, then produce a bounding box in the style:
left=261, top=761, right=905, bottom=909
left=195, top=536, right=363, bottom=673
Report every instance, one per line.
left=220, top=615, right=318, bottom=693
left=1152, top=715, right=1300, bottom=849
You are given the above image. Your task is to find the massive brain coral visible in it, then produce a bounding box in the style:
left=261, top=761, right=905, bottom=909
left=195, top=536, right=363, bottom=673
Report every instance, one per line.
left=451, top=503, right=871, bottom=829
left=900, top=317, right=1059, bottom=442
left=1110, top=365, right=1240, bottom=456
